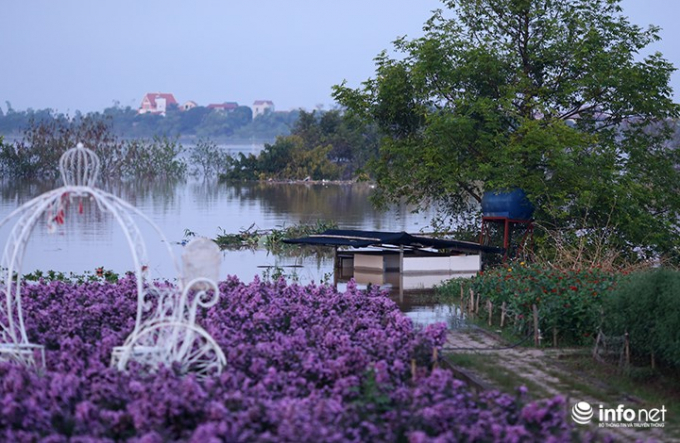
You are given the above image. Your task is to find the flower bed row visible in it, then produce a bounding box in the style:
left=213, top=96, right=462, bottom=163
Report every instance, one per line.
left=0, top=276, right=583, bottom=441
left=442, top=264, right=619, bottom=345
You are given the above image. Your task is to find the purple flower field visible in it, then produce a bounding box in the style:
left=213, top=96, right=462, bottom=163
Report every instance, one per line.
left=1, top=276, right=583, bottom=442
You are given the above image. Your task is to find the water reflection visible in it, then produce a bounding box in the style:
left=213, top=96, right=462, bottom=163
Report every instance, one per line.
left=0, top=179, right=60, bottom=202
left=402, top=303, right=467, bottom=329
left=331, top=282, right=466, bottom=328
left=102, top=178, right=184, bottom=210
left=0, top=178, right=436, bottom=281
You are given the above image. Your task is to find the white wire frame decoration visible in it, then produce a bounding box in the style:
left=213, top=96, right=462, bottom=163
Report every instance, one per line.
left=111, top=275, right=227, bottom=378
left=0, top=143, right=226, bottom=377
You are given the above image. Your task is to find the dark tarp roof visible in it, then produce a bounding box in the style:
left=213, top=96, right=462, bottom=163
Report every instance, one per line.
left=283, top=229, right=504, bottom=254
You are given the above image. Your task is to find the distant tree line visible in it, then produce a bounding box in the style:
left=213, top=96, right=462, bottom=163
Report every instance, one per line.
left=0, top=106, right=380, bottom=183
left=0, top=101, right=300, bottom=142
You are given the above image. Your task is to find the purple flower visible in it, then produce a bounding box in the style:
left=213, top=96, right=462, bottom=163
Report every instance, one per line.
left=0, top=276, right=590, bottom=441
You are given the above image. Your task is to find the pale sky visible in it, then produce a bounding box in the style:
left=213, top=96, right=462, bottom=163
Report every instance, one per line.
left=2, top=0, right=679, bottom=114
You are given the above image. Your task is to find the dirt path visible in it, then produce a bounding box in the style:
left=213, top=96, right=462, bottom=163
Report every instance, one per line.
left=443, top=326, right=674, bottom=442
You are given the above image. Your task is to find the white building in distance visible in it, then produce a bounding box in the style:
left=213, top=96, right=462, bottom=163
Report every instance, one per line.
left=252, top=100, right=274, bottom=119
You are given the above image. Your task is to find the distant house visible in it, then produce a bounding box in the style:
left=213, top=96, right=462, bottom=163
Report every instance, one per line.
left=207, top=102, right=239, bottom=112
left=138, top=93, right=178, bottom=115
left=252, top=100, right=274, bottom=118
left=181, top=100, right=198, bottom=111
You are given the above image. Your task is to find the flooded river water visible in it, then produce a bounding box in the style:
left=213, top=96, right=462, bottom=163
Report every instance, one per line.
left=0, top=162, right=459, bottom=325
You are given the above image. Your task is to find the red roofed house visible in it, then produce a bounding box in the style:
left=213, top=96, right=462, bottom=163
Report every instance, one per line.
left=207, top=102, right=239, bottom=112
left=252, top=100, right=274, bottom=119
left=138, top=93, right=178, bottom=116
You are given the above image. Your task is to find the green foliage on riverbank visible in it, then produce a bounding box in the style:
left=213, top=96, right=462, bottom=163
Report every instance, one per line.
left=219, top=110, right=378, bottom=181
left=222, top=135, right=342, bottom=181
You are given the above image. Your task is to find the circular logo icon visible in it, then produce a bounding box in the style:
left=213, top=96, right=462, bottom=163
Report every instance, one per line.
left=571, top=401, right=594, bottom=425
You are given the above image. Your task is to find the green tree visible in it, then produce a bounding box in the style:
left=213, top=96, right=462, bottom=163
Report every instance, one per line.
left=289, top=109, right=379, bottom=178
left=102, top=105, right=138, bottom=136
left=282, top=136, right=342, bottom=180
left=334, top=0, right=680, bottom=262
left=231, top=106, right=254, bottom=127
left=233, top=109, right=299, bottom=141
left=196, top=110, right=234, bottom=137
left=221, top=134, right=341, bottom=181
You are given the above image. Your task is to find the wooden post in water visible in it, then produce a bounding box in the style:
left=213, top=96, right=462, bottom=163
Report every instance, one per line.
left=399, top=245, right=404, bottom=302
left=459, top=283, right=465, bottom=318
left=333, top=246, right=339, bottom=290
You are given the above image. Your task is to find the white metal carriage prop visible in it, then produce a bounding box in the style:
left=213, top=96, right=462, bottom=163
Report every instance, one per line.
left=0, top=144, right=226, bottom=377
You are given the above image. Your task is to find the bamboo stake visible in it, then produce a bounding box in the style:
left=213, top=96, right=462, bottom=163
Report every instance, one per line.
left=624, top=332, right=630, bottom=367
left=411, top=358, right=417, bottom=381
left=500, top=302, right=506, bottom=328
left=475, top=291, right=480, bottom=314
left=593, top=331, right=602, bottom=362
left=487, top=300, right=493, bottom=326
left=461, top=287, right=467, bottom=316
left=469, top=288, right=475, bottom=315
left=533, top=304, right=540, bottom=347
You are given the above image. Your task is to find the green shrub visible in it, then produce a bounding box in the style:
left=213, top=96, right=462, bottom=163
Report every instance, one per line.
left=121, top=136, right=186, bottom=179
left=0, top=117, right=188, bottom=181
left=189, top=139, right=230, bottom=177
left=221, top=135, right=342, bottom=181
left=603, top=268, right=680, bottom=367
